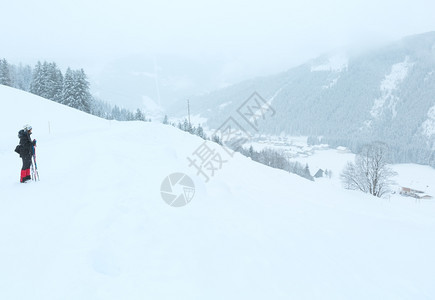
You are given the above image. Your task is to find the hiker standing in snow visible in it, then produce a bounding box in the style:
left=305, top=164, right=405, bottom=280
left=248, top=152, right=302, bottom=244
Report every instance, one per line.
left=18, top=124, right=36, bottom=183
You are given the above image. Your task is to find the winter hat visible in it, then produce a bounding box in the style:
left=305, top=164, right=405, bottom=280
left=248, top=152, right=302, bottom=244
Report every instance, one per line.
left=23, top=124, right=32, bottom=131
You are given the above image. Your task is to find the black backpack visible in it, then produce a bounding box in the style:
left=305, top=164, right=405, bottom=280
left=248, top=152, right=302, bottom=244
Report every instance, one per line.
left=15, top=144, right=21, bottom=156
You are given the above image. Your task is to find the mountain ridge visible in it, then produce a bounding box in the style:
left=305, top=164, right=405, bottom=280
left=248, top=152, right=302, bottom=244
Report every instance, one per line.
left=173, top=31, right=435, bottom=167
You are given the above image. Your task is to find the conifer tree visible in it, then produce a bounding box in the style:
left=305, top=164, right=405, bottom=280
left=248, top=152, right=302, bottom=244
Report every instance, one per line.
left=62, top=67, right=75, bottom=107
left=30, top=61, right=43, bottom=95
left=30, top=61, right=63, bottom=101
left=13, top=63, right=33, bottom=91
left=73, top=69, right=92, bottom=113
left=111, top=105, right=121, bottom=120
left=0, top=58, right=12, bottom=86
left=48, top=62, right=63, bottom=102
left=196, top=124, right=206, bottom=139
left=248, top=145, right=254, bottom=158
left=134, top=108, right=145, bottom=121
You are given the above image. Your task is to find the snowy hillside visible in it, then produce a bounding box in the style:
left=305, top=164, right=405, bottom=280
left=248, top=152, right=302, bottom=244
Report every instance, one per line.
left=1, top=85, right=435, bottom=299
left=172, top=31, right=435, bottom=167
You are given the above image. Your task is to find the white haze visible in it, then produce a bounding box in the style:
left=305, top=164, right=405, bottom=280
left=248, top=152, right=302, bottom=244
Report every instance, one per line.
left=2, top=0, right=435, bottom=109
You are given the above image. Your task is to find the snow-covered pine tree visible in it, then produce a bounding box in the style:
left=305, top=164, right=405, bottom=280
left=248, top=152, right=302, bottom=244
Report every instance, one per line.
left=111, top=105, right=121, bottom=120
left=196, top=124, right=206, bottom=139
left=0, top=58, right=13, bottom=86
left=182, top=119, right=193, bottom=133
left=48, top=62, right=63, bottom=103
left=12, top=63, right=33, bottom=91
left=248, top=145, right=254, bottom=158
left=90, top=97, right=112, bottom=119
left=304, top=164, right=312, bottom=180
left=62, top=67, right=75, bottom=107
left=182, top=119, right=188, bottom=131
left=124, top=109, right=134, bottom=121
left=30, top=61, right=43, bottom=96
left=72, top=69, right=92, bottom=113
left=37, top=62, right=51, bottom=99
left=211, top=134, right=223, bottom=145
left=29, top=61, right=63, bottom=101
left=134, top=109, right=145, bottom=121
left=30, top=61, right=53, bottom=99
left=40, top=62, right=51, bottom=99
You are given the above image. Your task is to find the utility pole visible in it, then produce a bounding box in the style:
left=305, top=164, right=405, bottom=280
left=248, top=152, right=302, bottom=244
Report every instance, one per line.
left=187, top=99, right=191, bottom=131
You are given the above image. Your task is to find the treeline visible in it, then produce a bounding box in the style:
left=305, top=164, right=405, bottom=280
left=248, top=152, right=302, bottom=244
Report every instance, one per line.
left=166, top=115, right=314, bottom=181
left=163, top=115, right=207, bottom=139
left=0, top=58, right=147, bottom=122
left=238, top=146, right=314, bottom=181
left=308, top=135, right=435, bottom=168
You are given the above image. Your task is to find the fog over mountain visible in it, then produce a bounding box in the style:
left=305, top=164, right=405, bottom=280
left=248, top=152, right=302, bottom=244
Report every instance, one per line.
left=4, top=0, right=435, bottom=118
left=169, top=32, right=435, bottom=167
left=89, top=54, right=255, bottom=114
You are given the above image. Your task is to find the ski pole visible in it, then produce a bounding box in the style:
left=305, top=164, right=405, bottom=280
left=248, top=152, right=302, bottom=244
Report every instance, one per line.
left=32, top=145, right=40, bottom=181
left=30, top=160, right=35, bottom=181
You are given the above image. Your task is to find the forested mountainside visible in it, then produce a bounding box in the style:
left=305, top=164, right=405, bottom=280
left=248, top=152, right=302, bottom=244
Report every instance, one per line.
left=174, top=32, right=435, bottom=166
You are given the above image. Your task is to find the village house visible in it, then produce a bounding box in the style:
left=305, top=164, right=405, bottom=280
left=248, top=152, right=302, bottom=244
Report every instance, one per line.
left=400, top=187, right=432, bottom=199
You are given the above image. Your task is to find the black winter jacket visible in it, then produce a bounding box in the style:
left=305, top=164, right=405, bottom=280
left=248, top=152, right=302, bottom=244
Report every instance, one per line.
left=18, top=130, right=33, bottom=158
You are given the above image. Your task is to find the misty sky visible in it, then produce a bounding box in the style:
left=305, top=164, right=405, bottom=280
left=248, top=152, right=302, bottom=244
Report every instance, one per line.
left=2, top=0, right=435, bottom=107
left=3, top=0, right=435, bottom=64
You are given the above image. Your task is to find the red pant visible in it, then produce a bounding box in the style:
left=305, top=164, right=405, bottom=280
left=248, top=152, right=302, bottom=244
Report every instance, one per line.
left=20, top=168, right=31, bottom=183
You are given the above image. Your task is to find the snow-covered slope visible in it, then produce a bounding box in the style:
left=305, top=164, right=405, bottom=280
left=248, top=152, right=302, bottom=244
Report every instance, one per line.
left=1, top=85, right=434, bottom=299
left=174, top=31, right=435, bottom=167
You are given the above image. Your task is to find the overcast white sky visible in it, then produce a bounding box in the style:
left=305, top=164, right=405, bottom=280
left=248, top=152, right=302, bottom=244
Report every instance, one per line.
left=3, top=0, right=435, bottom=62
left=2, top=0, right=435, bottom=105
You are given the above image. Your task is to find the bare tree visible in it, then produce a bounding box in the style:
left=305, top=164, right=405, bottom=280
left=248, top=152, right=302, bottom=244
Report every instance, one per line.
left=341, top=142, right=397, bottom=197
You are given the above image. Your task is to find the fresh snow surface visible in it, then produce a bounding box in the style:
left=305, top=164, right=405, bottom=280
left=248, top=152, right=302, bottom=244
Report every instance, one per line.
left=1, top=85, right=435, bottom=300
left=370, top=57, right=413, bottom=119
left=245, top=138, right=435, bottom=197
left=391, top=164, right=435, bottom=196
